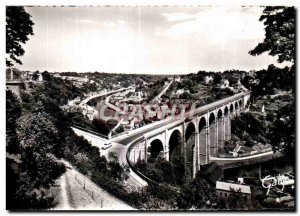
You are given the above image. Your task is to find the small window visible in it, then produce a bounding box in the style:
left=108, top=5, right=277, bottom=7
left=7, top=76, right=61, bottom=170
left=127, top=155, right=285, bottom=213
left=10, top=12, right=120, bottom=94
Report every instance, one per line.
left=220, top=192, right=223, bottom=196
left=225, top=193, right=227, bottom=197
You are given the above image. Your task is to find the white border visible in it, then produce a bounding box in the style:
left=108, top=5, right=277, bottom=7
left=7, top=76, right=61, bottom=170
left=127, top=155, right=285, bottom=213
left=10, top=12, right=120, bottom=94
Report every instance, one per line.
left=1, top=0, right=299, bottom=216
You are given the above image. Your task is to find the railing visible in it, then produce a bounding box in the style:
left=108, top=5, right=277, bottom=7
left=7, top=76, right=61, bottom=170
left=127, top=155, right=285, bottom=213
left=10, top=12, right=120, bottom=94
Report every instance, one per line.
left=190, top=91, right=250, bottom=117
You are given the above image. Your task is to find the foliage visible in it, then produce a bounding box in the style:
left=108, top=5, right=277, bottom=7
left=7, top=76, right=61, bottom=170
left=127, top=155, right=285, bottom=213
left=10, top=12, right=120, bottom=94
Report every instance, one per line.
left=231, top=113, right=268, bottom=144
left=92, top=118, right=110, bottom=135
left=41, top=71, right=51, bottom=81
left=268, top=100, right=295, bottom=159
left=6, top=158, right=61, bottom=210
left=6, top=6, right=34, bottom=66
left=249, top=7, right=295, bottom=63
left=65, top=111, right=94, bottom=130
left=179, top=92, right=192, bottom=99
left=241, top=65, right=295, bottom=98
left=30, top=75, right=83, bottom=106
left=135, top=158, right=186, bottom=186
left=6, top=109, right=66, bottom=209
left=6, top=90, right=22, bottom=153
left=107, top=152, right=130, bottom=183
left=177, top=172, right=220, bottom=210
left=17, top=111, right=59, bottom=155
left=6, top=75, right=135, bottom=209
left=143, top=79, right=166, bottom=100
left=226, top=191, right=250, bottom=210
left=248, top=5, right=295, bottom=161
left=213, top=73, right=222, bottom=85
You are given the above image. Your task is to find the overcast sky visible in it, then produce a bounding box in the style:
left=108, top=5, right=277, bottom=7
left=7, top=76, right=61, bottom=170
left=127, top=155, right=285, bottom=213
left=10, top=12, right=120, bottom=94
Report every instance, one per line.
left=18, top=6, right=286, bottom=74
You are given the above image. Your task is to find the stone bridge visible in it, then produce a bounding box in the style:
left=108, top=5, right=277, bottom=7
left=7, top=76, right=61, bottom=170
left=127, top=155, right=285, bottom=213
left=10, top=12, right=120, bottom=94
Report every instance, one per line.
left=127, top=91, right=251, bottom=179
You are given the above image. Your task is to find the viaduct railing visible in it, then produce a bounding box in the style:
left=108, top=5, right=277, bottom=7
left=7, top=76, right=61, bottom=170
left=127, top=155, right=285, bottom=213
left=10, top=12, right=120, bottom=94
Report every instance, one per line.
left=187, top=91, right=250, bottom=118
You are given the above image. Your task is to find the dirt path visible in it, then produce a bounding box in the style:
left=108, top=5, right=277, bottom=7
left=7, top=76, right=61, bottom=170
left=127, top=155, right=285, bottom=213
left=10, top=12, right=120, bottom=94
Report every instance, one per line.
left=53, top=161, right=135, bottom=210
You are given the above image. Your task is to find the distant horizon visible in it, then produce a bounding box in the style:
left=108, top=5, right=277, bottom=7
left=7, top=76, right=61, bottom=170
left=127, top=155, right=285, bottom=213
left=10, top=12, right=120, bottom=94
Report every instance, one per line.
left=15, top=6, right=291, bottom=74
left=13, top=66, right=282, bottom=76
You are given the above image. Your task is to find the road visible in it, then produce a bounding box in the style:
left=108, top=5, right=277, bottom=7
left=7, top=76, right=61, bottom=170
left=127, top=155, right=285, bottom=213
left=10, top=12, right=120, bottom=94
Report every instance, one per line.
left=152, top=80, right=173, bottom=102
left=210, top=151, right=282, bottom=169
left=113, top=118, right=181, bottom=145
left=210, top=151, right=274, bottom=162
left=105, top=94, right=127, bottom=115
left=79, top=87, right=133, bottom=106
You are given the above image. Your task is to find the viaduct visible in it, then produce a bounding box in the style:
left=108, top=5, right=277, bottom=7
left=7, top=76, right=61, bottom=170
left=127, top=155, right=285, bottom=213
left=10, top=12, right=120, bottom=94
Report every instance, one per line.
left=126, top=91, right=251, bottom=179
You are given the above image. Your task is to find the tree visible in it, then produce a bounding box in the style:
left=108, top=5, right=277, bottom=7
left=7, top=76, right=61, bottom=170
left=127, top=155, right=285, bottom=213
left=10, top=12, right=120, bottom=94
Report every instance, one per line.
left=177, top=173, right=220, bottom=210
left=92, top=118, right=110, bottom=135
left=249, top=7, right=295, bottom=63
left=6, top=6, right=34, bottom=66
left=41, top=71, right=51, bottom=81
left=11, top=111, right=65, bottom=209
left=17, top=111, right=60, bottom=159
left=249, top=6, right=295, bottom=159
left=268, top=101, right=295, bottom=160
left=213, top=73, right=222, bottom=85
left=107, top=152, right=129, bottom=183
left=6, top=90, right=22, bottom=153
left=32, top=71, right=39, bottom=81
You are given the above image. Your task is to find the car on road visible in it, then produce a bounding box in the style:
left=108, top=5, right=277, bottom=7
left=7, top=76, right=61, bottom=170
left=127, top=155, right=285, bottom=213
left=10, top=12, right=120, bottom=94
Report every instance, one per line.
left=101, top=143, right=112, bottom=150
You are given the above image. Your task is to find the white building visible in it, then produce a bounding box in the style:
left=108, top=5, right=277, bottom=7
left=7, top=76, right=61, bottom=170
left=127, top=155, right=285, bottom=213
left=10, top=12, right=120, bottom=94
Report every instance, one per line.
left=205, top=76, right=213, bottom=84
left=220, top=79, right=230, bottom=88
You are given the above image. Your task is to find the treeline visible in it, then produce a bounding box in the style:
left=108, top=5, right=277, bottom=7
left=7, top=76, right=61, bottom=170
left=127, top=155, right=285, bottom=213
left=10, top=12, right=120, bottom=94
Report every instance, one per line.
left=241, top=64, right=295, bottom=98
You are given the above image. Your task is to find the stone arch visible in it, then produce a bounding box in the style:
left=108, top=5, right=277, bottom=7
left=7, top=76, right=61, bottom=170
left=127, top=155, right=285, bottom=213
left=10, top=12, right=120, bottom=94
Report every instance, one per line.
left=239, top=99, right=242, bottom=109
left=217, top=109, right=224, bottom=151
left=149, top=139, right=164, bottom=159
left=198, top=117, right=207, bottom=164
left=169, top=129, right=183, bottom=163
left=185, top=122, right=196, bottom=143
left=199, top=116, right=207, bottom=131
left=230, top=103, right=234, bottom=113
left=185, top=122, right=196, bottom=179
left=224, top=106, right=229, bottom=115
left=235, top=101, right=239, bottom=110
left=217, top=109, right=223, bottom=119
left=209, top=112, right=216, bottom=125
left=209, top=112, right=217, bottom=156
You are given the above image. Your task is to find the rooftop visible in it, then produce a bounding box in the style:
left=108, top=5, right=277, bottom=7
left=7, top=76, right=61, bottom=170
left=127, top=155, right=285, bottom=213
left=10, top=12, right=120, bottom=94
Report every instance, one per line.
left=216, top=181, right=251, bottom=194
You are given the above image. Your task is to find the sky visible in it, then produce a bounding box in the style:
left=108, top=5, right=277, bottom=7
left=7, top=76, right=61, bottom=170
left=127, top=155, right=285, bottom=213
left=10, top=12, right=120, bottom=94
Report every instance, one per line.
left=17, top=6, right=287, bottom=74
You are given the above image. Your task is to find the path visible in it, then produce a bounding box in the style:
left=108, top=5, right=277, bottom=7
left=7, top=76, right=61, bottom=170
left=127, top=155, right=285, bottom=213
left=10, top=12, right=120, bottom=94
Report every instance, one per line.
left=152, top=80, right=173, bottom=102
left=53, top=161, right=135, bottom=210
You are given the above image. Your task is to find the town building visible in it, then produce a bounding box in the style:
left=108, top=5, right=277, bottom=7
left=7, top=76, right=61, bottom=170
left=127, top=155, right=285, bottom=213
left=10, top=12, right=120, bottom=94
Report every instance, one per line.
left=216, top=181, right=252, bottom=206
